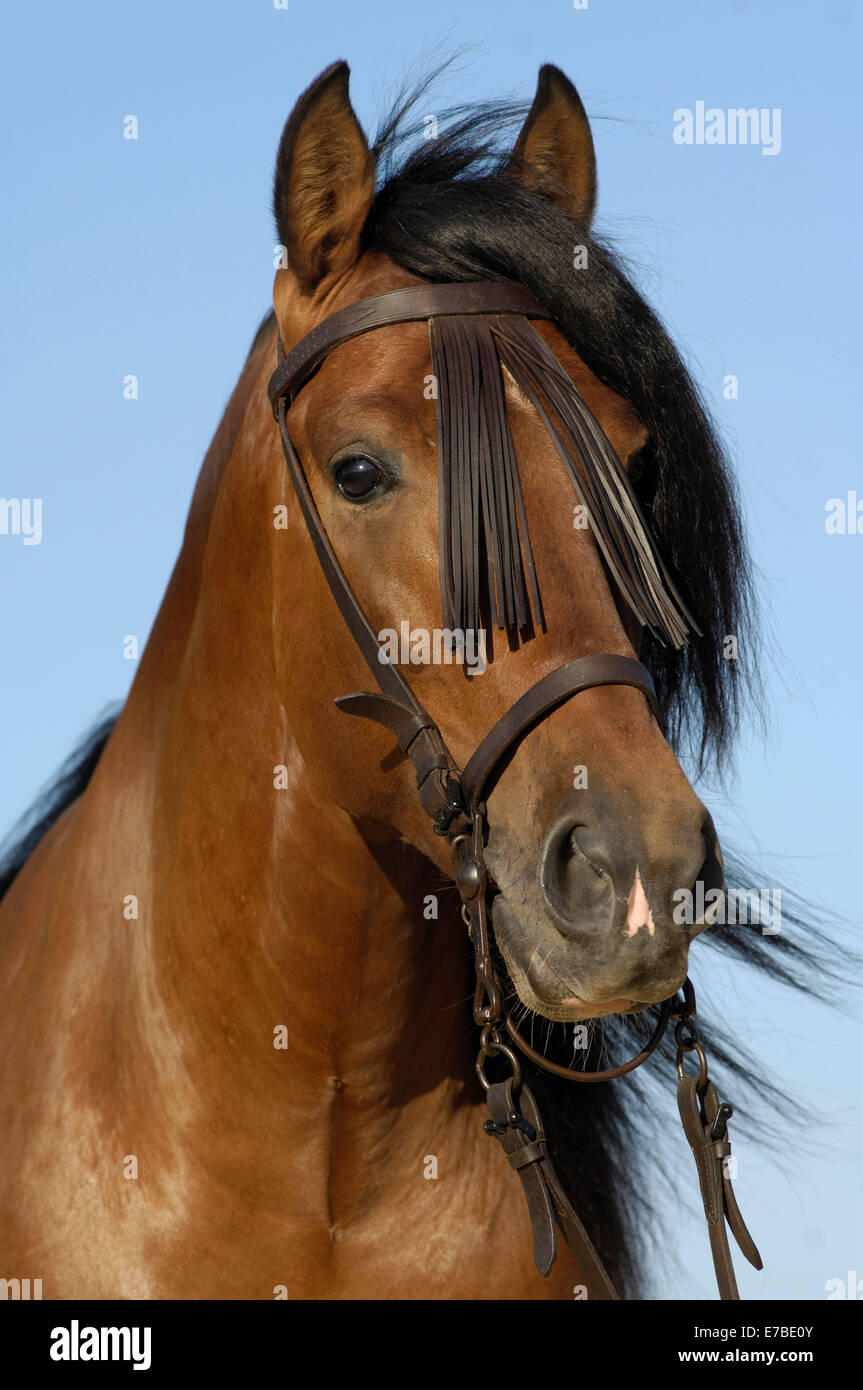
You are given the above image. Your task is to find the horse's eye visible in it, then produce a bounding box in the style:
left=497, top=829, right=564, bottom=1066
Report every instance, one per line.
left=333, top=455, right=384, bottom=501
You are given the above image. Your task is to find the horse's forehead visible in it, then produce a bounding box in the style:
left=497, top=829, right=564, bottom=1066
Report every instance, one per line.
left=324, top=251, right=425, bottom=305
left=284, top=252, right=423, bottom=339
left=288, top=320, right=435, bottom=444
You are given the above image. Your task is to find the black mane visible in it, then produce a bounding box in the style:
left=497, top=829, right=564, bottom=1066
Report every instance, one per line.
left=0, top=709, right=119, bottom=901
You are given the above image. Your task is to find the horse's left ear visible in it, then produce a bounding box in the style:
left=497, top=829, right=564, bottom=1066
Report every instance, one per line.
left=507, top=65, right=597, bottom=226
left=273, top=60, right=375, bottom=296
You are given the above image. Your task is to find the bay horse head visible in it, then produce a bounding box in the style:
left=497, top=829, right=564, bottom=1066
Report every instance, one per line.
left=269, top=61, right=725, bottom=1025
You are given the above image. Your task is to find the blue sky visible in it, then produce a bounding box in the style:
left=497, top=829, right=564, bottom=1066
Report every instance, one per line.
left=2, top=0, right=860, bottom=1299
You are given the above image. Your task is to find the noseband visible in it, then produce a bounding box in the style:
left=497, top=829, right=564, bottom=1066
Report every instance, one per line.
left=268, top=280, right=761, bottom=1300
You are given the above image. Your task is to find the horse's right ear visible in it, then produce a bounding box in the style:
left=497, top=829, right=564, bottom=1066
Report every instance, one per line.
left=273, top=61, right=375, bottom=297
left=507, top=65, right=597, bottom=226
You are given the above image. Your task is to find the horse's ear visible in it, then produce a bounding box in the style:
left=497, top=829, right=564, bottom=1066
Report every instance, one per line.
left=273, top=60, right=375, bottom=295
left=507, top=65, right=597, bottom=226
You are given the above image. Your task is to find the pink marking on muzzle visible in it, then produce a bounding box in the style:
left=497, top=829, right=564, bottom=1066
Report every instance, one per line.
left=625, top=867, right=655, bottom=937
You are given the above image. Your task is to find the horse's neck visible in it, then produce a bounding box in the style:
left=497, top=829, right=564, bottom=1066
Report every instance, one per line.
left=12, top=319, right=475, bottom=1195
left=70, top=706, right=474, bottom=1218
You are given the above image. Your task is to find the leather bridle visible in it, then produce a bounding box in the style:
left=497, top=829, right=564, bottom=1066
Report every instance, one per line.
left=268, top=279, right=762, bottom=1300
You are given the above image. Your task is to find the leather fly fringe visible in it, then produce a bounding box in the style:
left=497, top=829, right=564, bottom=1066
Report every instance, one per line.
left=428, top=312, right=699, bottom=649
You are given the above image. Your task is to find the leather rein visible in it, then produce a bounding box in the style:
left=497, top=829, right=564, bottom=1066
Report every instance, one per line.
left=268, top=280, right=762, bottom=1301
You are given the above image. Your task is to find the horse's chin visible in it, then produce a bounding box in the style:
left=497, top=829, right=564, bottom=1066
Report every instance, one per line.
left=491, top=894, right=660, bottom=1023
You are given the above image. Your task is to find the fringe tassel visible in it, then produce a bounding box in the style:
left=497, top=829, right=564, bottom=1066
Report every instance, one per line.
left=428, top=311, right=698, bottom=651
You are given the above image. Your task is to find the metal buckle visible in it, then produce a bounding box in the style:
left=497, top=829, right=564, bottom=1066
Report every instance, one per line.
left=433, top=775, right=466, bottom=836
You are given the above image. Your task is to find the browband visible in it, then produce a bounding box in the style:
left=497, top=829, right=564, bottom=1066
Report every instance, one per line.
left=268, top=281, right=553, bottom=408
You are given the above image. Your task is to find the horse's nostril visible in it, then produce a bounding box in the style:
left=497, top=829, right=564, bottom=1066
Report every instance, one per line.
left=568, top=825, right=612, bottom=882
left=561, top=822, right=603, bottom=878
left=679, top=819, right=727, bottom=934
left=697, top=854, right=725, bottom=897
left=698, top=817, right=725, bottom=896
left=540, top=821, right=616, bottom=930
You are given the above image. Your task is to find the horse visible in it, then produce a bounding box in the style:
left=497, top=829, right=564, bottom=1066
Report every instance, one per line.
left=0, top=60, right=823, bottom=1300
